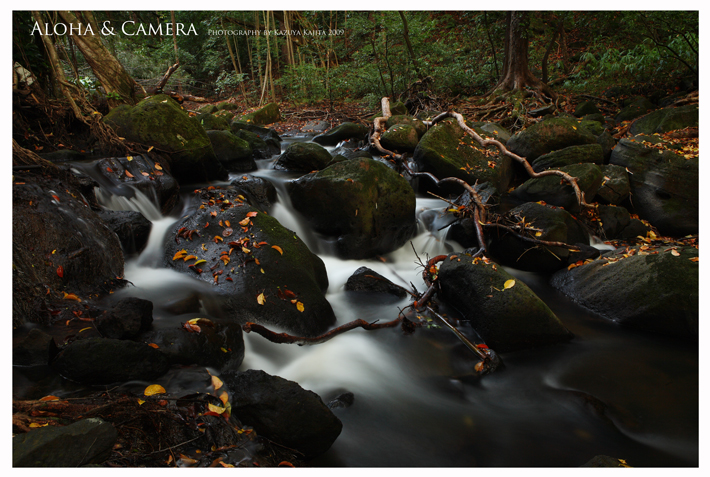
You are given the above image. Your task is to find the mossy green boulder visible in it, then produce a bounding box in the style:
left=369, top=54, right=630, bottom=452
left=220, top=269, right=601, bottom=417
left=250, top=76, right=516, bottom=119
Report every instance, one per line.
left=274, top=142, right=332, bottom=172
left=104, top=94, right=226, bottom=183
left=196, top=111, right=230, bottom=131
left=385, top=115, right=428, bottom=137
left=380, top=124, right=420, bottom=152
left=506, top=117, right=597, bottom=162
left=438, top=253, right=572, bottom=352
left=531, top=144, right=605, bottom=172
left=240, top=102, right=281, bottom=125
left=628, top=104, right=698, bottom=135
left=412, top=118, right=513, bottom=195
left=206, top=130, right=256, bottom=172
left=287, top=158, right=416, bottom=260
left=313, top=122, right=369, bottom=146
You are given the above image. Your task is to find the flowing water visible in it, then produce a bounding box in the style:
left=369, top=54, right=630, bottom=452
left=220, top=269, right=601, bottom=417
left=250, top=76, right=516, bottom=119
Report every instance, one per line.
left=15, top=138, right=698, bottom=467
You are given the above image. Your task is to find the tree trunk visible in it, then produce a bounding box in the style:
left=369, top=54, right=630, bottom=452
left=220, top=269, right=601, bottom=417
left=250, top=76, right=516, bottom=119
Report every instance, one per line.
left=399, top=11, right=423, bottom=80
left=493, top=11, right=555, bottom=99
left=57, top=11, right=140, bottom=107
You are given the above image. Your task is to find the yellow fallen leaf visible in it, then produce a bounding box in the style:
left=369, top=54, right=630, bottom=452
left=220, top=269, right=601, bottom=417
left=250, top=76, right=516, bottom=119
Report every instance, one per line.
left=296, top=301, right=305, bottom=312
left=173, top=250, right=188, bottom=260
left=257, top=292, right=266, bottom=305
left=183, top=255, right=198, bottom=261
left=137, top=399, right=145, bottom=405
left=144, top=384, right=166, bottom=396
left=62, top=292, right=81, bottom=302
left=79, top=327, right=92, bottom=333
left=29, top=423, right=49, bottom=428
left=503, top=279, right=516, bottom=290
left=212, top=375, right=223, bottom=390
left=219, top=391, right=229, bottom=404
left=271, top=245, right=283, bottom=255
left=671, top=249, right=680, bottom=257
left=208, top=403, right=225, bottom=414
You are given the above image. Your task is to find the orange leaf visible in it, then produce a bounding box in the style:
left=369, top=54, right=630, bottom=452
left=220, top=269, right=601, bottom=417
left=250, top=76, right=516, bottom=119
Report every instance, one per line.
left=239, top=217, right=251, bottom=226
left=62, top=292, right=81, bottom=302
left=141, top=171, right=150, bottom=176
left=144, top=384, right=166, bottom=396
left=56, top=266, right=64, bottom=278
left=257, top=292, right=266, bottom=305
left=183, top=255, right=198, bottom=262
left=271, top=245, right=283, bottom=255
left=246, top=211, right=258, bottom=218
left=106, top=167, right=113, bottom=172
left=148, top=343, right=160, bottom=349
left=155, top=163, right=163, bottom=170
left=39, top=395, right=60, bottom=401
left=212, top=376, right=223, bottom=390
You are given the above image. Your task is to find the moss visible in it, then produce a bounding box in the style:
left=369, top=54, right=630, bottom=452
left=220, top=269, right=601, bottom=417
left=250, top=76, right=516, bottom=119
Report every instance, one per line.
left=240, top=102, right=281, bottom=125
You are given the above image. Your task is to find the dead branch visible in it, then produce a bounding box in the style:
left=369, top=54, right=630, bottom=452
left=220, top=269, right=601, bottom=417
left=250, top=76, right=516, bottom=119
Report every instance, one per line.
left=156, top=62, right=180, bottom=91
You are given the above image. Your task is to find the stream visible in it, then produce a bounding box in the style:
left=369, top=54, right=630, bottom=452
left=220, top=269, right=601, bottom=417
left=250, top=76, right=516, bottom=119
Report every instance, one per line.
left=14, top=137, right=698, bottom=467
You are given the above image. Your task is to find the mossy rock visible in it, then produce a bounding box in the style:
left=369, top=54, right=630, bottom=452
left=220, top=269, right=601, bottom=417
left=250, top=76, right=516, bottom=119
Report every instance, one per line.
left=511, top=163, right=604, bottom=213
left=196, top=111, right=230, bottom=131
left=104, top=94, right=226, bottom=184
left=240, top=102, right=281, bottom=125
left=469, top=121, right=512, bottom=144
left=412, top=118, right=513, bottom=196
left=506, top=117, right=597, bottom=162
left=438, top=253, right=572, bottom=352
left=485, top=201, right=591, bottom=274
left=313, top=122, right=369, bottom=146
left=214, top=109, right=236, bottom=121
left=199, top=104, right=219, bottom=114
left=216, top=101, right=241, bottom=111
left=206, top=130, right=256, bottom=172
left=531, top=144, right=605, bottom=172
left=609, top=135, right=698, bottom=236
left=550, top=245, right=698, bottom=340
left=380, top=124, right=420, bottom=153
left=574, top=100, right=601, bottom=117
left=164, top=199, right=334, bottom=337
left=579, top=119, right=605, bottom=136
left=287, top=158, right=416, bottom=260
left=232, top=128, right=280, bottom=159
left=615, top=96, right=655, bottom=122
left=390, top=101, right=408, bottom=115
left=628, top=104, right=698, bottom=135
left=273, top=142, right=332, bottom=172
left=385, top=115, right=428, bottom=137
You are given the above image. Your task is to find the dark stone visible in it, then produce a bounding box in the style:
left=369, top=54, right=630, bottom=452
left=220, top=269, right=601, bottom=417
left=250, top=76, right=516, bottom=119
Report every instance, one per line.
left=628, top=104, right=698, bottom=136
left=52, top=338, right=170, bottom=385
left=331, top=145, right=373, bottom=160
left=506, top=117, right=597, bottom=162
left=596, top=130, right=617, bottom=162
left=39, top=149, right=89, bottom=163
left=97, top=209, right=152, bottom=254
left=206, top=130, right=256, bottom=172
left=595, top=165, right=630, bottom=205
left=300, top=120, right=331, bottom=134
left=13, top=417, right=118, bottom=467
left=581, top=455, right=629, bottom=467
left=619, top=218, right=651, bottom=239
left=550, top=245, right=698, bottom=340
left=596, top=204, right=631, bottom=240
left=274, top=141, right=332, bottom=172
left=13, top=329, right=59, bottom=367
left=610, top=135, right=698, bottom=236
left=138, top=318, right=244, bottom=372
left=327, top=392, right=355, bottom=409
left=164, top=196, right=334, bottom=337
left=313, top=122, right=369, bottom=146
left=196, top=111, right=230, bottom=131
left=231, top=128, right=281, bottom=159
left=222, top=369, right=342, bottom=459
left=531, top=144, right=605, bottom=172
left=574, top=100, right=601, bottom=117
left=230, top=174, right=278, bottom=212
left=344, top=266, right=408, bottom=298
left=615, top=96, right=655, bottom=122
left=95, top=297, right=153, bottom=340
left=287, top=158, right=416, bottom=260
left=438, top=254, right=572, bottom=352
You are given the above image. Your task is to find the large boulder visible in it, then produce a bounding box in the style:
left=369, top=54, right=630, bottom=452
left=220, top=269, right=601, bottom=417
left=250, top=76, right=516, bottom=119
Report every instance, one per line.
left=230, top=174, right=278, bottom=212
left=344, top=266, right=408, bottom=299
left=550, top=245, right=698, bottom=340
left=163, top=193, right=334, bottom=337
left=95, top=296, right=154, bottom=340
left=231, top=127, right=281, bottom=159
left=313, top=122, right=369, bottom=146
left=531, top=144, right=605, bottom=173
left=506, top=117, right=597, bottom=162
left=483, top=202, right=592, bottom=274
left=13, top=172, right=125, bottom=328
left=239, top=102, right=281, bottom=125
left=97, top=209, right=152, bottom=254
left=380, top=124, right=420, bottom=152
left=438, top=253, right=572, bottom=352
left=52, top=338, right=170, bottom=385
left=221, top=369, right=342, bottom=459
left=615, top=96, right=656, bottom=123
left=628, top=104, right=698, bottom=136
left=595, top=164, right=631, bottom=205
left=510, top=163, right=604, bottom=213
left=412, top=118, right=513, bottom=195
left=206, top=130, right=256, bottom=172
left=287, top=158, right=416, bottom=260
left=104, top=95, right=227, bottom=184
left=195, top=111, right=230, bottom=131
left=609, top=135, right=698, bottom=236
left=385, top=115, right=428, bottom=137
left=273, top=141, right=332, bottom=172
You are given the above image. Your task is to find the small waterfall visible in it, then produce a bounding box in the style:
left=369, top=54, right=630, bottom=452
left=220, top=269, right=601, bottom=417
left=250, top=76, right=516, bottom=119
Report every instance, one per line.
left=95, top=185, right=163, bottom=222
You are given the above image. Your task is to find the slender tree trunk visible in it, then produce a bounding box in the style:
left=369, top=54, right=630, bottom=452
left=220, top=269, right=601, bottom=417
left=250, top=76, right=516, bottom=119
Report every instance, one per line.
left=398, top=11, right=423, bottom=80
left=483, top=11, right=500, bottom=79
left=57, top=10, right=140, bottom=107
left=542, top=20, right=562, bottom=84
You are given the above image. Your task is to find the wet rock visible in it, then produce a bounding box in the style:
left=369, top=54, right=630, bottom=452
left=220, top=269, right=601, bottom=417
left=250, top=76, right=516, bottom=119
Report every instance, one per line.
left=13, top=329, right=59, bottom=367
left=229, top=121, right=281, bottom=152
left=313, top=122, right=369, bottom=146
left=91, top=155, right=179, bottom=215
left=273, top=141, right=332, bottom=172
left=138, top=318, right=244, bottom=372
left=287, top=158, right=416, bottom=260
left=615, top=96, right=655, bottom=123
left=331, top=144, right=372, bottom=160
left=97, top=209, right=152, bottom=254
left=610, top=135, right=698, bottom=236
left=511, top=163, right=604, bottom=214
left=469, top=121, right=512, bottom=144
left=222, top=369, right=342, bottom=459
left=531, top=144, right=605, bottom=173
left=550, top=245, right=698, bottom=340
left=95, top=297, right=154, bottom=340
left=13, top=417, right=117, bottom=467
left=385, top=115, right=428, bottom=137
left=13, top=173, right=125, bottom=328
left=506, top=117, right=597, bottom=162
left=230, top=126, right=281, bottom=159
left=327, top=392, right=355, bottom=409
left=239, top=102, right=281, bottom=125
left=300, top=120, right=330, bottom=134
left=230, top=174, right=278, bottom=212
left=206, top=130, right=256, bottom=172
left=412, top=118, right=513, bottom=196
left=39, top=149, right=89, bottom=163
left=196, top=111, right=230, bottom=130
left=163, top=196, right=334, bottom=337
left=619, top=218, right=651, bottom=239
left=581, top=455, right=630, bottom=467
left=628, top=104, right=698, bottom=136
left=485, top=202, right=590, bottom=273
left=344, top=266, right=408, bottom=298
left=52, top=338, right=170, bottom=385
left=596, top=204, right=631, bottom=240
left=595, top=164, right=630, bottom=205
left=103, top=94, right=227, bottom=184
left=438, top=253, right=572, bottom=352
left=381, top=124, right=420, bottom=152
